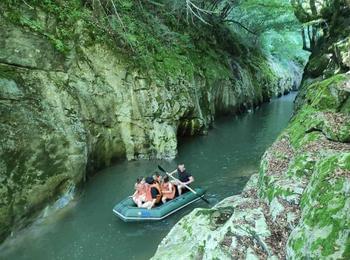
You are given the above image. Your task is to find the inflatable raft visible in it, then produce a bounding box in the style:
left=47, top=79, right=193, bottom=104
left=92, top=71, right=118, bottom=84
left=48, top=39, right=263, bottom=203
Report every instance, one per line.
left=113, top=188, right=205, bottom=221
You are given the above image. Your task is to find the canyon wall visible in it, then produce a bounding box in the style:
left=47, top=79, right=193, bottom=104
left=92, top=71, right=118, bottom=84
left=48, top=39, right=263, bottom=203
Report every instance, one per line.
left=0, top=1, right=302, bottom=242
left=153, top=1, right=350, bottom=259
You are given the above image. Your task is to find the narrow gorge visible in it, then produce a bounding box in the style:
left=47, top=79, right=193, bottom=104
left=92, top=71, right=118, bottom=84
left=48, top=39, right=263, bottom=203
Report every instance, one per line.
left=153, top=1, right=350, bottom=259
left=0, top=0, right=348, bottom=259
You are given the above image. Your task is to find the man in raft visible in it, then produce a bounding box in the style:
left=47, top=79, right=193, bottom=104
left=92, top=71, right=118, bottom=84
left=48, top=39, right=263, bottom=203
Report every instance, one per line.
left=169, top=164, right=194, bottom=195
left=140, top=177, right=162, bottom=209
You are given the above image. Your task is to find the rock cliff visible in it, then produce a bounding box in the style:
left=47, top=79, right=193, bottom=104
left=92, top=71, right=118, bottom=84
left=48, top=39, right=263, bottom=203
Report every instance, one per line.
left=0, top=1, right=302, bottom=242
left=153, top=1, right=350, bottom=259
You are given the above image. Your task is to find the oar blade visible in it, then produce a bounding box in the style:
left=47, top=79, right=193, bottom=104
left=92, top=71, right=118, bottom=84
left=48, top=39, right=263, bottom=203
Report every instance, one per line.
left=158, top=165, right=166, bottom=173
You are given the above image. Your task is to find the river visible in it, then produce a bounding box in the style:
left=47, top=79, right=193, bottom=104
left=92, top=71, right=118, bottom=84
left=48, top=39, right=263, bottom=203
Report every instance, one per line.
left=0, top=92, right=297, bottom=260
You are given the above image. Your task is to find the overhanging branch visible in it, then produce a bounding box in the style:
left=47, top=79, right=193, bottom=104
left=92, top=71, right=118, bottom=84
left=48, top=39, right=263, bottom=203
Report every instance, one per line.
left=224, top=19, right=257, bottom=35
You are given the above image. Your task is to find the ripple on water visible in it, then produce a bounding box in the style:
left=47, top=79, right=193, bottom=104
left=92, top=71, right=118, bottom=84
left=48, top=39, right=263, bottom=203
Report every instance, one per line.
left=0, top=92, right=297, bottom=260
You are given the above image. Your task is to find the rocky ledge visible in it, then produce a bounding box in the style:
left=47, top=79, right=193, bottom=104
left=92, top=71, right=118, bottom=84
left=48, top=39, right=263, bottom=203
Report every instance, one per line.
left=153, top=1, right=350, bottom=258
left=153, top=74, right=350, bottom=260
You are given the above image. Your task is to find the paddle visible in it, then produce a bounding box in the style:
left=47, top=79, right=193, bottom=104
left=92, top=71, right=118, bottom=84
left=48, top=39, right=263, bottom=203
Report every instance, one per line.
left=157, top=165, right=210, bottom=204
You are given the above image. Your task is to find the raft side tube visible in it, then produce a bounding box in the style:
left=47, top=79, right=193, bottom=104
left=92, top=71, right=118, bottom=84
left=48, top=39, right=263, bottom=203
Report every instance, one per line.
left=113, top=188, right=205, bottom=221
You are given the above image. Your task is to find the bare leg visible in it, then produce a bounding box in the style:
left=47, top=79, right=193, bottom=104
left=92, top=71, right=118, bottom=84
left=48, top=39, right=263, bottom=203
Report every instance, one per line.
left=137, top=199, right=143, bottom=207
left=178, top=185, right=183, bottom=195
left=140, top=201, right=153, bottom=209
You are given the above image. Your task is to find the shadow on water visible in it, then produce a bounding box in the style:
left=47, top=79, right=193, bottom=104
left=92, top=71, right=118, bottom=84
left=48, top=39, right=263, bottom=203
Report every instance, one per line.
left=0, top=92, right=297, bottom=260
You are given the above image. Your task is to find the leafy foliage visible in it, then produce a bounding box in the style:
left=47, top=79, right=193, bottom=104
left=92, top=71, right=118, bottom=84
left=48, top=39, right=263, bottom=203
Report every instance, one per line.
left=1, top=0, right=87, bottom=53
left=0, top=0, right=308, bottom=77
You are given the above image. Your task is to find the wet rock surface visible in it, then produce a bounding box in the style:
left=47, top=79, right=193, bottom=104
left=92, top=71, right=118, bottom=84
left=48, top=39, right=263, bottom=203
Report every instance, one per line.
left=153, top=1, right=350, bottom=259
left=0, top=2, right=303, bottom=242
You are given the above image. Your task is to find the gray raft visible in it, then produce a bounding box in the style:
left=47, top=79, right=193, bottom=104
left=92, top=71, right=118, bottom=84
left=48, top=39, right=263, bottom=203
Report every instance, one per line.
left=113, top=188, right=205, bottom=221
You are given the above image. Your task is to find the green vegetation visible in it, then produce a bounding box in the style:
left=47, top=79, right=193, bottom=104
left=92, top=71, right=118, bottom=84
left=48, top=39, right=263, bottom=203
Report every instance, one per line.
left=229, top=0, right=309, bottom=64
left=0, top=0, right=239, bottom=80
left=299, top=154, right=350, bottom=257
left=290, top=234, right=306, bottom=252
left=286, top=73, right=349, bottom=147
left=287, top=154, right=315, bottom=177
left=306, top=74, right=349, bottom=111
left=0, top=0, right=307, bottom=83
left=1, top=0, right=86, bottom=53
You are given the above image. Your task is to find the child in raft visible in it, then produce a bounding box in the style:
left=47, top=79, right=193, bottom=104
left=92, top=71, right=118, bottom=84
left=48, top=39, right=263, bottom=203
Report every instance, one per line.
left=139, top=177, right=162, bottom=209
left=153, top=172, right=162, bottom=184
left=132, top=177, right=146, bottom=207
left=160, top=176, right=176, bottom=203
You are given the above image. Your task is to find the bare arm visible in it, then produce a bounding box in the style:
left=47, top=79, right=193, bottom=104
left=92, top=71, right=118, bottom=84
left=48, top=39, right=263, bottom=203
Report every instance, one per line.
left=161, top=183, right=172, bottom=194
left=183, top=176, right=194, bottom=185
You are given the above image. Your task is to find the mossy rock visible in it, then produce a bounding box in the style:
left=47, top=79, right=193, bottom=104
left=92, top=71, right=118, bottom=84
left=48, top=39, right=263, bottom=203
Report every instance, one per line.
left=305, top=54, right=330, bottom=78
left=289, top=153, right=350, bottom=258
left=287, top=153, right=316, bottom=178
left=340, top=96, right=350, bottom=114
left=306, top=74, right=349, bottom=111
left=286, top=106, right=321, bottom=148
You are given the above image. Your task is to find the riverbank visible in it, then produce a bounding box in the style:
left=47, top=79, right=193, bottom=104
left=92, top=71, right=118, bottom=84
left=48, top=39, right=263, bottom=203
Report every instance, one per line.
left=153, top=78, right=350, bottom=259
left=0, top=1, right=306, bottom=242
left=0, top=93, right=297, bottom=259
left=153, top=1, right=350, bottom=258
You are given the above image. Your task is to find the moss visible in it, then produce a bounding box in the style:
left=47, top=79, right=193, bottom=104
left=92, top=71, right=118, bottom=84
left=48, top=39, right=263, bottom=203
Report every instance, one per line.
left=197, top=241, right=206, bottom=259
left=287, top=76, right=350, bottom=145
left=299, top=154, right=350, bottom=257
left=287, top=153, right=316, bottom=178
left=343, top=236, right=350, bottom=259
left=310, top=221, right=344, bottom=256
left=301, top=131, right=323, bottom=145
left=181, top=219, right=193, bottom=236
left=264, top=183, right=294, bottom=202
left=291, top=235, right=306, bottom=252
left=249, top=54, right=279, bottom=95
left=286, top=106, right=320, bottom=148
left=340, top=97, right=350, bottom=114
left=1, top=0, right=87, bottom=54
left=266, top=186, right=274, bottom=202
left=1, top=0, right=275, bottom=87
left=306, top=74, right=349, bottom=111
left=306, top=54, right=330, bottom=78
left=194, top=208, right=216, bottom=218
left=198, top=244, right=205, bottom=253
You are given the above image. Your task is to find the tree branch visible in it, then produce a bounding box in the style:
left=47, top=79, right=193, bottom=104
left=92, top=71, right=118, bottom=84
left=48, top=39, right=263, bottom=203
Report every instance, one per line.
left=224, top=19, right=257, bottom=36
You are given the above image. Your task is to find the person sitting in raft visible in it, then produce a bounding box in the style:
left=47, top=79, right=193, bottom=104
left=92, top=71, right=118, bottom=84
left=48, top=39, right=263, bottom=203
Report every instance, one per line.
left=169, top=164, right=194, bottom=195
left=132, top=177, right=146, bottom=207
left=161, top=176, right=176, bottom=203
left=153, top=172, right=162, bottom=184
left=140, top=177, right=162, bottom=209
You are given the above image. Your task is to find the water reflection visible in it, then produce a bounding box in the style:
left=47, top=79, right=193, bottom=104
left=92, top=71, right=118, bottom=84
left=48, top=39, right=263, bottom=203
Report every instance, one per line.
left=0, top=93, right=296, bottom=260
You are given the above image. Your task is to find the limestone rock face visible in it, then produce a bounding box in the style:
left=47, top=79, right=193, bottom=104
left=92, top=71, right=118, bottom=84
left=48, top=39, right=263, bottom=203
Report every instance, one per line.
left=153, top=175, right=295, bottom=260
left=153, top=1, right=350, bottom=259
left=153, top=74, right=350, bottom=260
left=0, top=3, right=301, bottom=242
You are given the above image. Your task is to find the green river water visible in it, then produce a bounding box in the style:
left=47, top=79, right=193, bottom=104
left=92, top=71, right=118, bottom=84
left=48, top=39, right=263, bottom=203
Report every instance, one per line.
left=0, top=92, right=297, bottom=260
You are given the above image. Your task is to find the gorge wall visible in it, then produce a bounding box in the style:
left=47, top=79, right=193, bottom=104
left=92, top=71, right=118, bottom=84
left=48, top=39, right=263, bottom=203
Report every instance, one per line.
left=153, top=0, right=350, bottom=259
left=0, top=1, right=303, bottom=242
